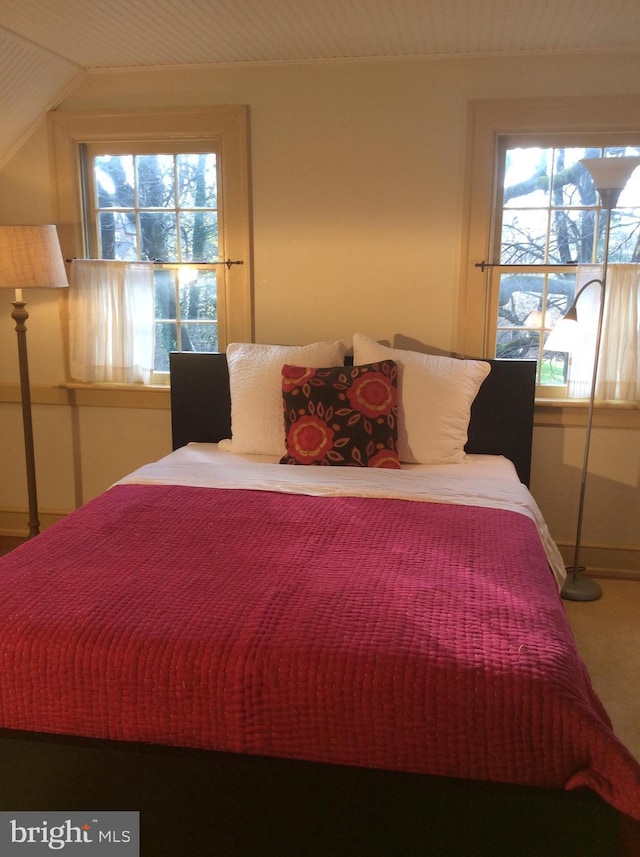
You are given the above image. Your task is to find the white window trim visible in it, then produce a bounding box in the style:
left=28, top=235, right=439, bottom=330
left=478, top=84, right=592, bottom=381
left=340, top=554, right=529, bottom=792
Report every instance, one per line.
left=48, top=106, right=253, bottom=383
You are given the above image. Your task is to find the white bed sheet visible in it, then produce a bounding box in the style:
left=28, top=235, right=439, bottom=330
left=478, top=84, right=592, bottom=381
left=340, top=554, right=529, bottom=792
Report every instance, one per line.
left=118, top=443, right=566, bottom=587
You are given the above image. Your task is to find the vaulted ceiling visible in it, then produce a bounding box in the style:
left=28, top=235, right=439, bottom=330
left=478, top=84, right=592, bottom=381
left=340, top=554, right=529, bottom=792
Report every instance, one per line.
left=1, top=0, right=640, bottom=167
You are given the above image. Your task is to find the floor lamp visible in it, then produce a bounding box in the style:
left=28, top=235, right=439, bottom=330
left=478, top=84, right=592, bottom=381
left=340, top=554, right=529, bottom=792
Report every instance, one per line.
left=0, top=225, right=68, bottom=538
left=544, top=156, right=640, bottom=602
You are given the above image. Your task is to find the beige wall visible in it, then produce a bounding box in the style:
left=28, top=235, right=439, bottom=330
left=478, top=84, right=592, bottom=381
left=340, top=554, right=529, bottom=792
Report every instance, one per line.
left=0, top=52, right=639, bottom=573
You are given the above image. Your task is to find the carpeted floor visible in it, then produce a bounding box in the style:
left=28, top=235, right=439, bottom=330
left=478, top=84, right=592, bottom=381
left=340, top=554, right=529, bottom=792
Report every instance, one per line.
left=0, top=536, right=637, bottom=761
left=564, top=577, right=640, bottom=762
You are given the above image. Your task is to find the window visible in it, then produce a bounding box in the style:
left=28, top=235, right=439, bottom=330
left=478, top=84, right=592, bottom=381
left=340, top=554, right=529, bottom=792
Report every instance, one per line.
left=48, top=107, right=252, bottom=384
left=83, top=143, right=222, bottom=372
left=460, top=96, right=640, bottom=399
left=494, top=144, right=640, bottom=389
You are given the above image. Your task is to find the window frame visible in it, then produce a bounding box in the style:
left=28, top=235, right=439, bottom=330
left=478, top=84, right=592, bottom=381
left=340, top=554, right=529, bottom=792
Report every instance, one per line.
left=81, top=140, right=224, bottom=377
left=459, top=96, right=640, bottom=401
left=48, top=106, right=253, bottom=384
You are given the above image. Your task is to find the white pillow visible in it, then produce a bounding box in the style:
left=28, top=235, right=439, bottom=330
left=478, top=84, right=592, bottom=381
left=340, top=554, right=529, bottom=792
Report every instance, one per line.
left=352, top=333, right=490, bottom=464
left=220, top=340, right=348, bottom=456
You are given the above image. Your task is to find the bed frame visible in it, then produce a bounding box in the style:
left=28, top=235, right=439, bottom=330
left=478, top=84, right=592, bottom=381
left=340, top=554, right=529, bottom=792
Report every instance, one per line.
left=1, top=351, right=637, bottom=856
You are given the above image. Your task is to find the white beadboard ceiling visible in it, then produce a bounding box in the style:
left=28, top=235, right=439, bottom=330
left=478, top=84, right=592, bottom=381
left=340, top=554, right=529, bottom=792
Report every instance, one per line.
left=1, top=0, right=640, bottom=167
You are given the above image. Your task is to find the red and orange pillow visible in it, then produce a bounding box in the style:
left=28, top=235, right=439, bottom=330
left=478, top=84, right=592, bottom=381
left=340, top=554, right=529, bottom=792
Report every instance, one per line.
left=280, top=361, right=400, bottom=468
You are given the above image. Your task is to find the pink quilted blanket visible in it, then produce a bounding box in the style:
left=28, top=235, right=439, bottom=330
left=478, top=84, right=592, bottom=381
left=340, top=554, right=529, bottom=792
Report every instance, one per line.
left=0, top=483, right=638, bottom=820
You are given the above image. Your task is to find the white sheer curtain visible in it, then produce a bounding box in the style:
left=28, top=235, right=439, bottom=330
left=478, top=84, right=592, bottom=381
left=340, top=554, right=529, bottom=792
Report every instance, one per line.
left=568, top=264, right=640, bottom=402
left=69, top=260, right=155, bottom=384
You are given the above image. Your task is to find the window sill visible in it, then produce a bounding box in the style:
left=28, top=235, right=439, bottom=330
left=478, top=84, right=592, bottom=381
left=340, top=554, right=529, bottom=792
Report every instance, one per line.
left=3, top=383, right=638, bottom=426
left=0, top=382, right=170, bottom=410
left=60, top=382, right=170, bottom=410
left=535, top=398, right=640, bottom=429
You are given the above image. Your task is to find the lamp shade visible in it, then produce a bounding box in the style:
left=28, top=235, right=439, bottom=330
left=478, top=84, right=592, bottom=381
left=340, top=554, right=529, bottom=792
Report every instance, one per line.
left=544, top=315, right=581, bottom=353
left=0, top=225, right=68, bottom=290
left=580, top=156, right=640, bottom=209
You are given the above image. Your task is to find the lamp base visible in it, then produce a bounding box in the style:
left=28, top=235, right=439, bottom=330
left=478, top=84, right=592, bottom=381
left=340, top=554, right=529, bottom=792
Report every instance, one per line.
left=561, top=567, right=603, bottom=602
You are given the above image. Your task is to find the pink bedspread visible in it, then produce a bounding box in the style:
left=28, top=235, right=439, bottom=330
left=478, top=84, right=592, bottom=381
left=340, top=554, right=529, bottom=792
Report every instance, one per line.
left=0, top=483, right=639, bottom=820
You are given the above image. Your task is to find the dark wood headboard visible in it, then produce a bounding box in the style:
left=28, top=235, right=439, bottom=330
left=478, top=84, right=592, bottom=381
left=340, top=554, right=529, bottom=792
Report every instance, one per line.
left=169, top=352, right=536, bottom=486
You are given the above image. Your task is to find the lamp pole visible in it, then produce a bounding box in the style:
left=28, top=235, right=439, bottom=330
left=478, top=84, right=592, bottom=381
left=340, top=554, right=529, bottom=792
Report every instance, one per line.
left=11, top=299, right=40, bottom=537
left=0, top=225, right=69, bottom=540
left=560, top=156, right=640, bottom=601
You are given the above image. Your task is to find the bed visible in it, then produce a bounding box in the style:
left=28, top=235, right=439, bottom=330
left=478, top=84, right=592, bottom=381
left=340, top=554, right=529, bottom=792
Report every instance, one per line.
left=0, top=336, right=639, bottom=856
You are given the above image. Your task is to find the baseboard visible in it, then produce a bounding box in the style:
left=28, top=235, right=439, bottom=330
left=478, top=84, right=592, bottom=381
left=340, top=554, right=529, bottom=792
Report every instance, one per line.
left=557, top=541, right=640, bottom=581
left=0, top=509, right=67, bottom=538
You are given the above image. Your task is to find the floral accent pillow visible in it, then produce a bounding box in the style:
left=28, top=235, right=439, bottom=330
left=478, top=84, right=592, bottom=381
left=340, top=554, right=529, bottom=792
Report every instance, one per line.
left=280, top=361, right=401, bottom=468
